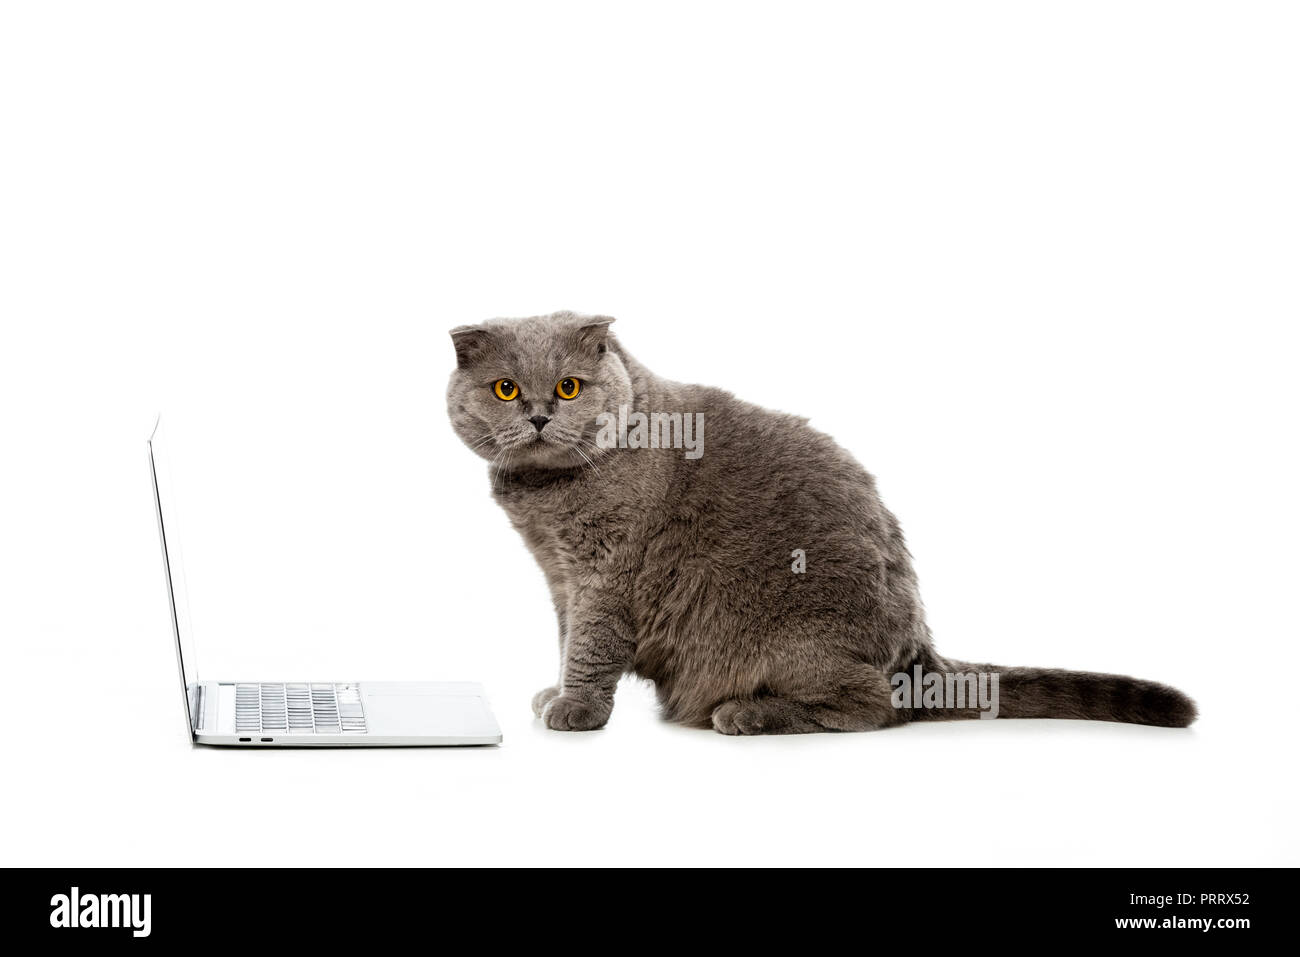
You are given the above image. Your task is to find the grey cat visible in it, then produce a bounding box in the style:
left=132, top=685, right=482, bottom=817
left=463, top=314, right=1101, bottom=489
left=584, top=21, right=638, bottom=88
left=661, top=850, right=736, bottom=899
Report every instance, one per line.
left=446, top=311, right=1196, bottom=734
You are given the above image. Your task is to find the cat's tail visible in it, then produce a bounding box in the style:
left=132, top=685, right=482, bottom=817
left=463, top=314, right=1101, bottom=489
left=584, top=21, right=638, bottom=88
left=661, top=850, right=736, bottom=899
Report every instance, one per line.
left=909, top=652, right=1197, bottom=728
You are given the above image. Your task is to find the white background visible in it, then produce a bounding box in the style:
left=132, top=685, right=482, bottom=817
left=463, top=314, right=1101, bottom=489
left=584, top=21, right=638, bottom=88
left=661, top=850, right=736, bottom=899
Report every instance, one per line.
left=2, top=1, right=1296, bottom=867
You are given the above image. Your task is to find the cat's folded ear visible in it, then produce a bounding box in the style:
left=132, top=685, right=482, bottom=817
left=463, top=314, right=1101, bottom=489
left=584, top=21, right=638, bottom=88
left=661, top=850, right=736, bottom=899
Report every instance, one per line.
left=449, top=324, right=493, bottom=368
left=572, top=315, right=616, bottom=354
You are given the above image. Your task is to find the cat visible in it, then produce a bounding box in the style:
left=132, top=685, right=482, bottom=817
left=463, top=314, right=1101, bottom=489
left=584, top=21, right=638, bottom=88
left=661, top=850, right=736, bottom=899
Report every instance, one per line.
left=446, top=311, right=1197, bottom=734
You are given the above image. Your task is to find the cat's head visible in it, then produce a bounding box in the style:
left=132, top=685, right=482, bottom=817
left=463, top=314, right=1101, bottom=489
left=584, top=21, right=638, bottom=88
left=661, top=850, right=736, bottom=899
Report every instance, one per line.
left=446, top=311, right=633, bottom=470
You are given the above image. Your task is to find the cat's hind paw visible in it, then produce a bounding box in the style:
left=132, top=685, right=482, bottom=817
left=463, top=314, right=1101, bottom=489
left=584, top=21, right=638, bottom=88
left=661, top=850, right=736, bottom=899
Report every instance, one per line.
left=711, top=699, right=768, bottom=735
left=711, top=697, right=821, bottom=735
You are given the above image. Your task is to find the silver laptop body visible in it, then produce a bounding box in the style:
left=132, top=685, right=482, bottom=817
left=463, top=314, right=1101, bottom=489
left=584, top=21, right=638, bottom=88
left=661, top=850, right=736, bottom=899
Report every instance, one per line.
left=149, top=420, right=502, bottom=747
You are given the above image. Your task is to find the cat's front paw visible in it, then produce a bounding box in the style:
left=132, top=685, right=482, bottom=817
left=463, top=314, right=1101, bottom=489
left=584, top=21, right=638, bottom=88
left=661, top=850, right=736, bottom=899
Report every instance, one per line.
left=541, top=694, right=611, bottom=732
left=531, top=685, right=561, bottom=718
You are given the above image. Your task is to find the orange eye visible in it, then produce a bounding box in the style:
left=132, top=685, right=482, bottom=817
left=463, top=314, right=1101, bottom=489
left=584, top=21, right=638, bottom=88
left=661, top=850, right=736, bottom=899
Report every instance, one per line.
left=493, top=379, right=519, bottom=401
left=555, top=377, right=581, bottom=400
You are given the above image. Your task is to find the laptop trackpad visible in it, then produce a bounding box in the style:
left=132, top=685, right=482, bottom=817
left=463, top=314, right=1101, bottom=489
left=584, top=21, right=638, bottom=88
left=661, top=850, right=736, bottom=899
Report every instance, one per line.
left=362, top=693, right=491, bottom=737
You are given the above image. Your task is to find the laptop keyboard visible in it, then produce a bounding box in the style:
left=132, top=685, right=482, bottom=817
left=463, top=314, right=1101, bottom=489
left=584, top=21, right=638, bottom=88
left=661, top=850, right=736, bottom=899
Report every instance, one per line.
left=235, top=683, right=367, bottom=734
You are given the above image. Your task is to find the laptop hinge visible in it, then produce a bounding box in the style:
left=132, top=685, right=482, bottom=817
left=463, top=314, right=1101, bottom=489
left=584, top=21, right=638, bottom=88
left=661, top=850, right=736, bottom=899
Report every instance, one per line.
left=193, top=684, right=205, bottom=732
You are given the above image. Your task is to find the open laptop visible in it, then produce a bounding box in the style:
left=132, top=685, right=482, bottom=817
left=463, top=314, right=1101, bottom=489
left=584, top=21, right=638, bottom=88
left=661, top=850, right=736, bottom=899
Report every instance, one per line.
left=149, top=418, right=502, bottom=747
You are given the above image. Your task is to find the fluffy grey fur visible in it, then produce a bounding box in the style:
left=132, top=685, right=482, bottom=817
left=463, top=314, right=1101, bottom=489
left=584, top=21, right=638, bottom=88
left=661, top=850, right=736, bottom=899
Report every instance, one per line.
left=446, top=312, right=1197, bottom=734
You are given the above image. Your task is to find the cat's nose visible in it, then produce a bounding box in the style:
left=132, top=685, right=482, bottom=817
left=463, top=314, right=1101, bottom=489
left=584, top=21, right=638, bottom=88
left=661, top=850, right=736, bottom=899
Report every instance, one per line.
left=530, top=415, right=550, bottom=432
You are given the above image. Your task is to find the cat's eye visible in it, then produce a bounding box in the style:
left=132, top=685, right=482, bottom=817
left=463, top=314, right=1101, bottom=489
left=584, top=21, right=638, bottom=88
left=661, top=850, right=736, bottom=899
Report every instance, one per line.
left=493, top=379, right=520, bottom=401
left=555, top=377, right=581, bottom=400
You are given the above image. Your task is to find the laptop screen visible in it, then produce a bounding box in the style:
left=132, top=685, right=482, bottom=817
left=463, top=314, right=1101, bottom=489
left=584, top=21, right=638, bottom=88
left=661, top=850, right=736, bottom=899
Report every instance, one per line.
left=148, top=417, right=200, bottom=737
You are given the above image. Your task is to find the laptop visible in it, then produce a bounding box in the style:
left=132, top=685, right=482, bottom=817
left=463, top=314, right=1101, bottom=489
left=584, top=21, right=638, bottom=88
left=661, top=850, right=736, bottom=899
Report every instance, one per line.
left=149, top=418, right=502, bottom=747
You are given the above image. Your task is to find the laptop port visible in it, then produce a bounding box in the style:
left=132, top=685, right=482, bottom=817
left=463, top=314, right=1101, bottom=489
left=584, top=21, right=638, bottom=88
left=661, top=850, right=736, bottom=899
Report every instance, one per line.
left=238, top=737, right=251, bottom=742
left=261, top=738, right=273, bottom=742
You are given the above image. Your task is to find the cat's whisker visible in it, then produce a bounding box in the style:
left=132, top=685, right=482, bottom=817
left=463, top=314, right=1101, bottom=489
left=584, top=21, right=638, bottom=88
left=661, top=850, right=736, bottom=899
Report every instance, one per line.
left=580, top=436, right=608, bottom=471
left=493, top=447, right=516, bottom=494
left=488, top=447, right=510, bottom=493
left=573, top=443, right=601, bottom=476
